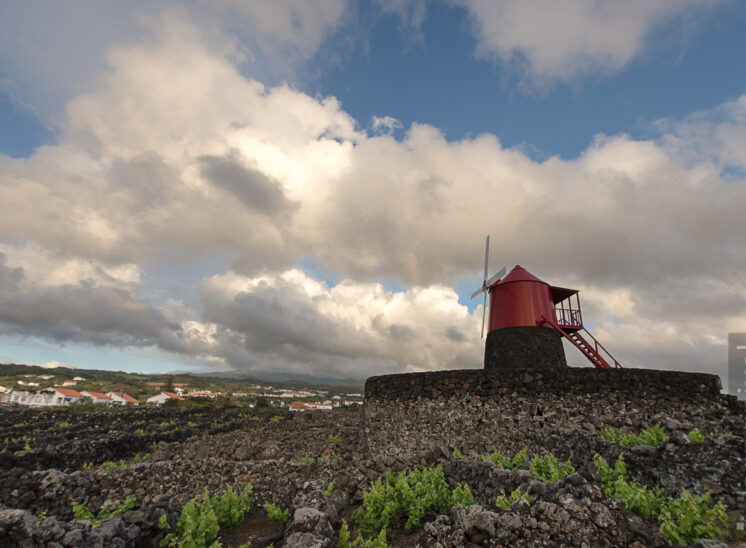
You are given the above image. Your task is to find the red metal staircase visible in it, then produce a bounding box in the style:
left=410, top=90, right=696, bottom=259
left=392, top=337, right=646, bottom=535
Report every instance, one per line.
left=540, top=316, right=622, bottom=369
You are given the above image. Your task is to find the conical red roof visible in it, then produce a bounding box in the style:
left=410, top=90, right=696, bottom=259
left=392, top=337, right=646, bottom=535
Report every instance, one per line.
left=492, top=265, right=547, bottom=287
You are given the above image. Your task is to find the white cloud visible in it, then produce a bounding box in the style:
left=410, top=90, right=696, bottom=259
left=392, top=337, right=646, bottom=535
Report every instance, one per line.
left=40, top=360, right=73, bottom=370
left=371, top=115, right=404, bottom=134
left=0, top=1, right=350, bottom=122
left=453, top=0, right=719, bottom=87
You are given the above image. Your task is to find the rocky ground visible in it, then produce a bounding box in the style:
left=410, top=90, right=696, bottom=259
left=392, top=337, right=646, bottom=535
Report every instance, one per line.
left=0, top=402, right=744, bottom=547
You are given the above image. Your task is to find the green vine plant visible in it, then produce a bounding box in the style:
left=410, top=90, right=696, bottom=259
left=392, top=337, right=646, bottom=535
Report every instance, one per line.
left=482, top=447, right=527, bottom=470
left=593, top=453, right=729, bottom=545
left=351, top=464, right=474, bottom=543
left=688, top=428, right=705, bottom=443
left=159, top=485, right=253, bottom=548
left=338, top=520, right=388, bottom=548
left=529, top=453, right=575, bottom=483
left=496, top=487, right=530, bottom=510
left=600, top=424, right=667, bottom=447
left=71, top=496, right=137, bottom=528
left=265, top=503, right=290, bottom=524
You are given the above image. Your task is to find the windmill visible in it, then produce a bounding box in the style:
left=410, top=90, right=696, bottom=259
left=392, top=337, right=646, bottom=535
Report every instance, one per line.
left=470, top=236, right=623, bottom=370
left=470, top=235, right=506, bottom=338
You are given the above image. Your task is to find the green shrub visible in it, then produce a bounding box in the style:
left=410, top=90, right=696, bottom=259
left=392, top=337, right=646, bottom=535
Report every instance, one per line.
left=452, top=448, right=463, bottom=459
left=529, top=453, right=575, bottom=483
left=338, top=520, right=389, bottom=548
left=297, top=454, right=311, bottom=465
left=482, top=447, right=526, bottom=470
left=593, top=454, right=664, bottom=518
left=210, top=485, right=253, bottom=530
left=71, top=496, right=136, bottom=527
left=329, top=433, right=342, bottom=444
left=101, top=460, right=128, bottom=474
left=325, top=481, right=335, bottom=497
left=688, top=429, right=705, bottom=443
left=160, top=485, right=253, bottom=547
left=134, top=428, right=146, bottom=435
left=265, top=503, right=289, bottom=524
left=658, top=491, right=729, bottom=545
left=269, top=415, right=282, bottom=423
left=496, top=487, right=530, bottom=510
left=593, top=454, right=729, bottom=543
left=352, top=464, right=474, bottom=541
left=160, top=497, right=219, bottom=548
left=601, top=424, right=667, bottom=447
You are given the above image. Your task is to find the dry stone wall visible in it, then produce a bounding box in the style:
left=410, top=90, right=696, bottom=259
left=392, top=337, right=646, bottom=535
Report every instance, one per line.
left=359, top=367, right=746, bottom=510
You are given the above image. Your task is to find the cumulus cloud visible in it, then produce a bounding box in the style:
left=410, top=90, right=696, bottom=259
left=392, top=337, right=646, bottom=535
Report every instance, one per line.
left=0, top=248, right=174, bottom=347
left=0, top=14, right=743, bottom=380
left=194, top=269, right=480, bottom=376
left=453, top=0, right=718, bottom=86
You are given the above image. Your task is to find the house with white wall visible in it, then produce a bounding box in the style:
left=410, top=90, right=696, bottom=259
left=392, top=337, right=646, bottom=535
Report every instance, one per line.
left=146, top=391, right=185, bottom=406
left=106, top=391, right=139, bottom=406
left=44, top=387, right=85, bottom=406
left=80, top=391, right=112, bottom=404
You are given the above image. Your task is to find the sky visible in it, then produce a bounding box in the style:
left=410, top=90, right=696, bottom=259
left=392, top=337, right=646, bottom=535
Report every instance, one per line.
left=0, top=1, right=744, bottom=388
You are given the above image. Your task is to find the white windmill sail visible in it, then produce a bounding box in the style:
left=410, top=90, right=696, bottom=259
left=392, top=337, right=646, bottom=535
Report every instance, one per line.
left=471, top=235, right=506, bottom=338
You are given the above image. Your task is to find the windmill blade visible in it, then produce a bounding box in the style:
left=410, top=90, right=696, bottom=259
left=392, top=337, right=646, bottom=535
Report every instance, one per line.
left=485, top=266, right=506, bottom=288
left=483, top=235, right=490, bottom=282
left=480, top=291, right=487, bottom=338
left=470, top=285, right=486, bottom=300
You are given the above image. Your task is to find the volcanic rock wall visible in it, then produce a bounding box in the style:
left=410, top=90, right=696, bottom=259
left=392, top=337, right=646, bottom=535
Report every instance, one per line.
left=359, top=367, right=746, bottom=510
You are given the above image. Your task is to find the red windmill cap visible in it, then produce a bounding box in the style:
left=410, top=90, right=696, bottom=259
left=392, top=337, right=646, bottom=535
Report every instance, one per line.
left=492, top=265, right=547, bottom=287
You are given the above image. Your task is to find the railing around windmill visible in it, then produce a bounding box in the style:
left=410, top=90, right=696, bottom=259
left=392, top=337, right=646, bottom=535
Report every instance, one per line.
left=553, top=294, right=583, bottom=330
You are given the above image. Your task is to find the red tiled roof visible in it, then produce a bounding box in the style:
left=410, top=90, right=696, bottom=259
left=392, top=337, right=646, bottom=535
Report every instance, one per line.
left=84, top=391, right=111, bottom=400
left=290, top=401, right=306, bottom=410
left=53, top=387, right=84, bottom=398
left=109, top=391, right=139, bottom=403
left=163, top=391, right=184, bottom=401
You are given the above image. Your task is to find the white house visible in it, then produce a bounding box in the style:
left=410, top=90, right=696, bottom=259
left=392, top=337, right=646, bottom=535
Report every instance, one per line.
left=9, top=390, right=52, bottom=406
left=106, top=391, right=139, bottom=406
left=10, top=390, right=33, bottom=405
left=146, top=391, right=185, bottom=406
left=44, top=387, right=85, bottom=406
left=80, top=391, right=112, bottom=404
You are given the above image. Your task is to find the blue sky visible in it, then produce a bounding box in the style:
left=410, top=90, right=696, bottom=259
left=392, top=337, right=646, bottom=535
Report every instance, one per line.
left=0, top=1, right=744, bottom=382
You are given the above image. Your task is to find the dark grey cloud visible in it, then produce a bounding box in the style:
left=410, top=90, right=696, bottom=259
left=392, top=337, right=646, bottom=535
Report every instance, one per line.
left=0, top=254, right=176, bottom=347
left=199, top=154, right=297, bottom=216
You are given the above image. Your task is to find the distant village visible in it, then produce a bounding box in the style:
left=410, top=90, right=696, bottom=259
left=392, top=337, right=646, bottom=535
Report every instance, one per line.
left=0, top=372, right=363, bottom=411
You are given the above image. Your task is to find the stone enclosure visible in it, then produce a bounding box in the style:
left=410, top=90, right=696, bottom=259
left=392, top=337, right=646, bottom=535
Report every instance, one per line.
left=360, top=367, right=746, bottom=511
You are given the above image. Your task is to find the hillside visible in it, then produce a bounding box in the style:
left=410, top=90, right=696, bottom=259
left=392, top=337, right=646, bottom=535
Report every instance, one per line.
left=0, top=362, right=365, bottom=403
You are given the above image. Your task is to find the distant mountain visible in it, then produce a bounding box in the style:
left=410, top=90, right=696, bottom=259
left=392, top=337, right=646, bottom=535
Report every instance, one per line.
left=0, top=362, right=365, bottom=393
